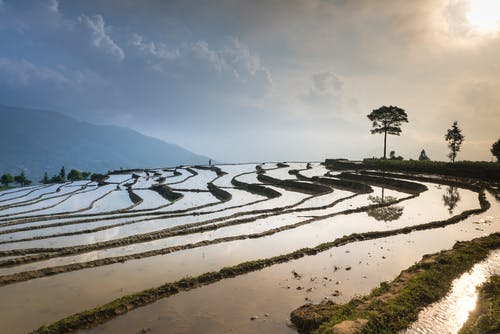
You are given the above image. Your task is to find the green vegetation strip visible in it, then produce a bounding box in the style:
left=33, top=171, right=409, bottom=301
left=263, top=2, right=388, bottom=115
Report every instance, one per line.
left=458, top=275, right=500, bottom=334
left=290, top=232, right=500, bottom=334
left=30, top=194, right=489, bottom=333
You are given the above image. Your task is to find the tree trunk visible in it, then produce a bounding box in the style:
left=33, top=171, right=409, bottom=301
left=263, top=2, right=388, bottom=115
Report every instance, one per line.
left=383, top=130, right=387, bottom=159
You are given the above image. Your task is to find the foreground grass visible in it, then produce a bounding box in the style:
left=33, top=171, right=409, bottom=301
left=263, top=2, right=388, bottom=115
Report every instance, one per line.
left=290, top=233, right=500, bottom=334
left=459, top=275, right=500, bottom=334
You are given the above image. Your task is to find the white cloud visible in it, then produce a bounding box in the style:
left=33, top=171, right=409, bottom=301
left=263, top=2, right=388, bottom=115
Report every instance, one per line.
left=0, top=58, right=70, bottom=85
left=192, top=37, right=272, bottom=94
left=47, top=0, right=58, bottom=13
left=192, top=40, right=230, bottom=73
left=130, top=33, right=179, bottom=70
left=79, top=14, right=125, bottom=62
left=0, top=57, right=102, bottom=89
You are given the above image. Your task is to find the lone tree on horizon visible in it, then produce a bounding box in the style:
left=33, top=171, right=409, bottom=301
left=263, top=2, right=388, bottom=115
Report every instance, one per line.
left=491, top=138, right=500, bottom=162
left=445, top=121, right=464, bottom=163
left=367, top=105, right=408, bottom=159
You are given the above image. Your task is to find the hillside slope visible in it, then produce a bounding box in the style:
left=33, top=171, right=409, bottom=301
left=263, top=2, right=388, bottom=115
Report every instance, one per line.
left=0, top=104, right=210, bottom=181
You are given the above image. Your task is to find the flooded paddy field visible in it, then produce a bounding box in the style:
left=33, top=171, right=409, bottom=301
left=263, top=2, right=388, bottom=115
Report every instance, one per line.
left=0, top=162, right=498, bottom=334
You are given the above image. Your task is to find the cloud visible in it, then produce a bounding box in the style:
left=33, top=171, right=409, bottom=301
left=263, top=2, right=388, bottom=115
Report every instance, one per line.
left=311, top=72, right=343, bottom=95
left=0, top=58, right=70, bottom=85
left=130, top=33, right=180, bottom=70
left=47, top=0, right=58, bottom=13
left=192, top=40, right=230, bottom=73
left=0, top=57, right=103, bottom=89
left=300, top=71, right=344, bottom=111
left=79, top=14, right=125, bottom=62
left=192, top=37, right=272, bottom=95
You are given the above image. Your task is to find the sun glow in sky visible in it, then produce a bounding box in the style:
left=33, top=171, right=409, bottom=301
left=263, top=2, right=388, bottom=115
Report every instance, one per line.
left=466, top=0, right=500, bottom=34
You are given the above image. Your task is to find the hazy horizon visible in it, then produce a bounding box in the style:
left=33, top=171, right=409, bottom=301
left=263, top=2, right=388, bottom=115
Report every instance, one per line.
left=1, top=0, right=499, bottom=162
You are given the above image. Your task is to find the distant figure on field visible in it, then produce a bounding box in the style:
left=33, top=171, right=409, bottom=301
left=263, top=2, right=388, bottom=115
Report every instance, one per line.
left=209, top=159, right=212, bottom=166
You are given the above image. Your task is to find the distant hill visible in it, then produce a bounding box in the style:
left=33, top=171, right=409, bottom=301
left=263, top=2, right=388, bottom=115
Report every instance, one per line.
left=0, top=104, right=211, bottom=182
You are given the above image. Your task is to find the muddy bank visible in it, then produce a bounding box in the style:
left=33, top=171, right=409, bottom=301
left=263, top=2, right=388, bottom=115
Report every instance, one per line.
left=289, top=169, right=372, bottom=194
left=257, top=174, right=333, bottom=195
left=28, top=192, right=490, bottom=333
left=335, top=172, right=428, bottom=194
left=290, top=232, right=500, bottom=334
left=358, top=171, right=485, bottom=192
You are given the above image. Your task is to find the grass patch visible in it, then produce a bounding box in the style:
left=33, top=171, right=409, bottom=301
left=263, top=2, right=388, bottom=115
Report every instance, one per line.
left=291, top=233, right=500, bottom=334
left=459, top=275, right=500, bottom=334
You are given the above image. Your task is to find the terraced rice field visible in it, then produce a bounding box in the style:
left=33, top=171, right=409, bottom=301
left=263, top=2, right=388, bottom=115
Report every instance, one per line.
left=0, top=162, right=498, bottom=334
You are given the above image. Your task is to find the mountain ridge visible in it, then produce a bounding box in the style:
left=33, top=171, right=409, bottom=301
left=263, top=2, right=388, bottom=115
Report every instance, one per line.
left=0, top=104, right=211, bottom=181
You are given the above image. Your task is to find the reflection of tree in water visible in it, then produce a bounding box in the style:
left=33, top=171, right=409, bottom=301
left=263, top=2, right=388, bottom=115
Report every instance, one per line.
left=442, top=186, right=461, bottom=214
left=367, top=188, right=404, bottom=222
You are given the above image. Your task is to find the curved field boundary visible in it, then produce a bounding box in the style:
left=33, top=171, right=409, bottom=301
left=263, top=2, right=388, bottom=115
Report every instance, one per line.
left=290, top=232, right=500, bottom=334
left=0, top=182, right=83, bottom=210
left=330, top=172, right=428, bottom=194
left=0, top=185, right=100, bottom=219
left=230, top=164, right=284, bottom=199
left=0, top=189, right=336, bottom=246
left=0, top=184, right=130, bottom=223
left=0, top=166, right=429, bottom=253
left=358, top=170, right=485, bottom=192
left=0, top=193, right=415, bottom=285
left=29, top=192, right=491, bottom=334
left=0, top=185, right=51, bottom=202
left=0, top=168, right=224, bottom=227
left=164, top=167, right=197, bottom=185
left=256, top=174, right=333, bottom=195
left=0, top=188, right=360, bottom=259
left=291, top=170, right=373, bottom=194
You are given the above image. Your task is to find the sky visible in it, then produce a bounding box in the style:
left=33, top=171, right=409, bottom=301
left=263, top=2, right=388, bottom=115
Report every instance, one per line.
left=0, top=0, right=499, bottom=162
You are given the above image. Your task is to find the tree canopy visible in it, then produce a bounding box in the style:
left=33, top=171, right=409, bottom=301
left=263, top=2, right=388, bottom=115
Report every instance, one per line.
left=367, top=105, right=408, bottom=159
left=445, top=121, right=464, bottom=163
left=14, top=171, right=31, bottom=187
left=491, top=138, right=500, bottom=162
left=1, top=173, right=14, bottom=187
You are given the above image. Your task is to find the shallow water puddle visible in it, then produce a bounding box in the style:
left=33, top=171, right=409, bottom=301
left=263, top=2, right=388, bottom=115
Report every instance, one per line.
left=403, top=249, right=500, bottom=334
